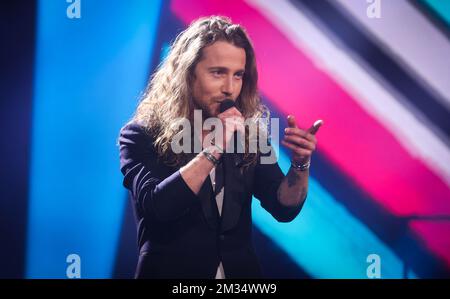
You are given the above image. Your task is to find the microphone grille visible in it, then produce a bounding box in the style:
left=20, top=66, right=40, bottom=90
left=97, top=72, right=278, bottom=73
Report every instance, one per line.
left=219, top=99, right=235, bottom=113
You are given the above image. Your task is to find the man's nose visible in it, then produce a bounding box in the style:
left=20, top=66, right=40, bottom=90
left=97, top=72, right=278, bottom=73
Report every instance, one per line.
left=221, top=76, right=234, bottom=97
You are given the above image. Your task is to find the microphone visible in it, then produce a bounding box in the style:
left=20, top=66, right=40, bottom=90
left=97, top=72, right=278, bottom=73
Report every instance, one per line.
left=219, top=99, right=244, bottom=166
left=219, top=98, right=236, bottom=114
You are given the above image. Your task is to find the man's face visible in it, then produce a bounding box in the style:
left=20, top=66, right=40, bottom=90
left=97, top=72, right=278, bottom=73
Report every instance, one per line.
left=191, top=40, right=246, bottom=118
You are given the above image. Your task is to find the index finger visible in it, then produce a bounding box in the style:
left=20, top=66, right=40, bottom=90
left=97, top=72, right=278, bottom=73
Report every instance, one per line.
left=307, top=120, right=323, bottom=135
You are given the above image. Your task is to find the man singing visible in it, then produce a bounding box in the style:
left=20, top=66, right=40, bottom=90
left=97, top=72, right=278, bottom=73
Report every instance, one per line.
left=118, top=16, right=322, bottom=279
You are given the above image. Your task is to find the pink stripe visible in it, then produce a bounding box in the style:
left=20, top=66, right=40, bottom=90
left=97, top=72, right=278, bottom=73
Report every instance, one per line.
left=171, top=0, right=450, bottom=265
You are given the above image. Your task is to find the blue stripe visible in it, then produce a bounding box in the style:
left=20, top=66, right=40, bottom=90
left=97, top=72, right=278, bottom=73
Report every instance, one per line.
left=27, top=0, right=162, bottom=278
left=421, top=0, right=450, bottom=28
left=252, top=148, right=418, bottom=278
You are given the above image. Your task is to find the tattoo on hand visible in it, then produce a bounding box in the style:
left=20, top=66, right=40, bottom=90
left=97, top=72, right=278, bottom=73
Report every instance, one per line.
left=287, top=168, right=300, bottom=187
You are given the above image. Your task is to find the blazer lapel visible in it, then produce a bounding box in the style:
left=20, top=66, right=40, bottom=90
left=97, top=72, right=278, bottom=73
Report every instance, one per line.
left=220, top=154, right=245, bottom=233
left=198, top=174, right=219, bottom=231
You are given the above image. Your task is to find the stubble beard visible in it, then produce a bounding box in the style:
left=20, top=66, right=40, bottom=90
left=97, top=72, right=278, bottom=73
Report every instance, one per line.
left=193, top=99, right=217, bottom=119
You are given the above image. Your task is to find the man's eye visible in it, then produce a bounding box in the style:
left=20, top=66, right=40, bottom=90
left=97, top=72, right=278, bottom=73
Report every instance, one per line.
left=235, top=73, right=244, bottom=79
left=212, top=70, right=223, bottom=76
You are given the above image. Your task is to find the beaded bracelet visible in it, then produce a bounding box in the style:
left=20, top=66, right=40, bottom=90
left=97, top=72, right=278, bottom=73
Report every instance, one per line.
left=291, top=160, right=310, bottom=171
left=202, top=147, right=221, bottom=166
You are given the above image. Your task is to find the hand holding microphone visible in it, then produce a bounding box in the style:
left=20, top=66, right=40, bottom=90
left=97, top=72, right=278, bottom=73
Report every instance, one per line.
left=217, top=99, right=245, bottom=153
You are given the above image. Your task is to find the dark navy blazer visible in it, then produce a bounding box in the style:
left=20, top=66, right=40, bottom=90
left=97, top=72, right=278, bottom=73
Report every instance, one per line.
left=118, top=121, right=305, bottom=278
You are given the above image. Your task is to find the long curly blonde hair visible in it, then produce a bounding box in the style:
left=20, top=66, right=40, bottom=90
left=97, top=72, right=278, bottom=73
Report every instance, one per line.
left=133, top=16, right=269, bottom=168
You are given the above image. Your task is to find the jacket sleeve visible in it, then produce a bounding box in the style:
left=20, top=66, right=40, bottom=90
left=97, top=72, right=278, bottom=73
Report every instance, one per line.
left=118, top=122, right=198, bottom=222
left=252, top=145, right=306, bottom=222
